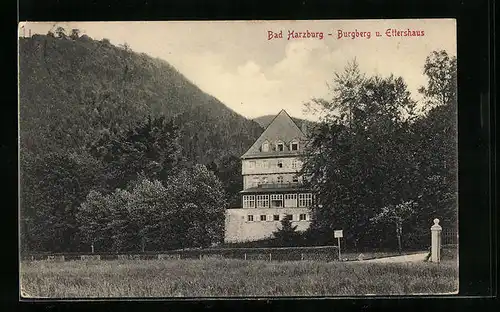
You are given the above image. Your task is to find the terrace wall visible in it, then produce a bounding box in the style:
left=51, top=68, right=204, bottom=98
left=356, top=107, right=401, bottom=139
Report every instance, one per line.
left=224, top=207, right=311, bottom=243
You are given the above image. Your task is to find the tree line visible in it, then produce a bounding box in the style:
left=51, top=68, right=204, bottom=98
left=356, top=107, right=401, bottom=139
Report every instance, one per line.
left=19, top=32, right=259, bottom=253
left=21, top=116, right=229, bottom=253
left=300, top=50, right=457, bottom=251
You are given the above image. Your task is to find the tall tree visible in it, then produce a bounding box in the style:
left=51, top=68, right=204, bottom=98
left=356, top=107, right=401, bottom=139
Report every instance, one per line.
left=69, top=29, right=80, bottom=40
left=411, top=50, right=458, bottom=231
left=21, top=150, right=104, bottom=252
left=305, top=59, right=365, bottom=126
left=76, top=190, right=115, bottom=252
left=214, top=154, right=243, bottom=208
left=89, top=115, right=183, bottom=192
left=370, top=200, right=417, bottom=254
left=175, top=164, right=228, bottom=247
left=418, top=50, right=457, bottom=109
left=302, top=61, right=419, bottom=250
left=77, top=165, right=227, bottom=252
left=273, top=215, right=299, bottom=247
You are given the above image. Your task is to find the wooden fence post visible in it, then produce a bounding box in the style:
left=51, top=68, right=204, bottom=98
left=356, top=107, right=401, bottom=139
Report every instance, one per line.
left=269, top=253, right=272, bottom=261
left=244, top=253, right=247, bottom=260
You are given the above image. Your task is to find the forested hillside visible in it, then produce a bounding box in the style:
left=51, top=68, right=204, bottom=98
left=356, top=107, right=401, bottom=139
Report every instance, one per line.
left=19, top=34, right=263, bottom=163
left=19, top=32, right=263, bottom=253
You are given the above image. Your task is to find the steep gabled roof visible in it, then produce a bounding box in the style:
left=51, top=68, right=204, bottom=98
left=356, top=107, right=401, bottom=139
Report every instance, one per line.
left=241, top=110, right=306, bottom=159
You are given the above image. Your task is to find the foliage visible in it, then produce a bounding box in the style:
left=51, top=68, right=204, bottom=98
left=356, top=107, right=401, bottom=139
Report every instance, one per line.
left=370, top=200, right=417, bottom=254
left=20, top=150, right=104, bottom=252
left=76, top=165, right=227, bottom=252
left=69, top=29, right=80, bottom=40
left=206, top=154, right=243, bottom=208
left=302, top=51, right=457, bottom=251
left=411, top=50, right=458, bottom=230
left=272, top=215, right=300, bottom=246
left=88, top=115, right=183, bottom=191
left=55, top=27, right=66, bottom=39
left=18, top=34, right=262, bottom=161
left=19, top=34, right=259, bottom=252
left=418, top=50, right=457, bottom=109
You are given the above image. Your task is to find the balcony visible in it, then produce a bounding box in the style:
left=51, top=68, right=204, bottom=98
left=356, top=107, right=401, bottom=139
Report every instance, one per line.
left=241, top=182, right=309, bottom=194
left=256, top=182, right=301, bottom=189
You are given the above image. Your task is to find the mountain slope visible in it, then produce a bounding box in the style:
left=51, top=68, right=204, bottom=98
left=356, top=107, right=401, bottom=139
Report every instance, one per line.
left=19, top=34, right=263, bottom=164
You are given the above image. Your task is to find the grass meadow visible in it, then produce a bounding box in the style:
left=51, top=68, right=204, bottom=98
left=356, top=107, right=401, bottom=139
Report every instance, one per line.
left=20, top=257, right=458, bottom=297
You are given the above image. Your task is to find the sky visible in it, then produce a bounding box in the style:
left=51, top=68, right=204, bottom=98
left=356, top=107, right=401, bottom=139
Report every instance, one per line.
left=19, top=20, right=456, bottom=121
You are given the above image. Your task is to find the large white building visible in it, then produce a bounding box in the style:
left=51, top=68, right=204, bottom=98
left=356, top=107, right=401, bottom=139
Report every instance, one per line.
left=224, top=110, right=313, bottom=243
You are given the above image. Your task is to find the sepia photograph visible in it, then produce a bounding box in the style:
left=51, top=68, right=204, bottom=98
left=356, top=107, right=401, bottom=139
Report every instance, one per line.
left=18, top=19, right=458, bottom=298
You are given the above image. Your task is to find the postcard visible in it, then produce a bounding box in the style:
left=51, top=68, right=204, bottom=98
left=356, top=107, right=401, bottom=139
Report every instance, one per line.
left=18, top=19, right=458, bottom=298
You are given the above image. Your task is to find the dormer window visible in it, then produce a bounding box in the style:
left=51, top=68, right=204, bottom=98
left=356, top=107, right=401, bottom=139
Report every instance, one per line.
left=276, top=141, right=284, bottom=152
left=290, top=141, right=299, bottom=151
left=262, top=141, right=269, bottom=152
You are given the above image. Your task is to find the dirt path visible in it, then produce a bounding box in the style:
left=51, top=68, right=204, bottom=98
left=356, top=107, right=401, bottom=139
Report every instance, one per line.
left=360, top=252, right=429, bottom=263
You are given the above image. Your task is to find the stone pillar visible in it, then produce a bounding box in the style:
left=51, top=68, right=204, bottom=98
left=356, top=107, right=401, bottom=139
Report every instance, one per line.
left=431, top=218, right=442, bottom=263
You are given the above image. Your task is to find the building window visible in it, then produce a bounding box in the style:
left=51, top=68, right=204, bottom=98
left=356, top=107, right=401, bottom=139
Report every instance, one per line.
left=284, top=193, right=297, bottom=207
left=292, top=176, right=299, bottom=183
left=273, top=215, right=280, bottom=221
left=270, top=194, right=284, bottom=207
left=277, top=176, right=283, bottom=184
left=243, top=195, right=255, bottom=208
left=298, top=193, right=313, bottom=207
left=262, top=160, right=269, bottom=169
left=277, top=160, right=283, bottom=168
left=256, top=195, right=269, bottom=208
left=286, top=214, right=293, bottom=221
left=248, top=161, right=255, bottom=169
left=262, top=141, right=269, bottom=152
left=276, top=142, right=284, bottom=151
left=291, top=159, right=298, bottom=169
left=260, top=215, right=267, bottom=221
left=299, top=214, right=307, bottom=221
left=247, top=215, right=254, bottom=222
left=290, top=141, right=299, bottom=151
